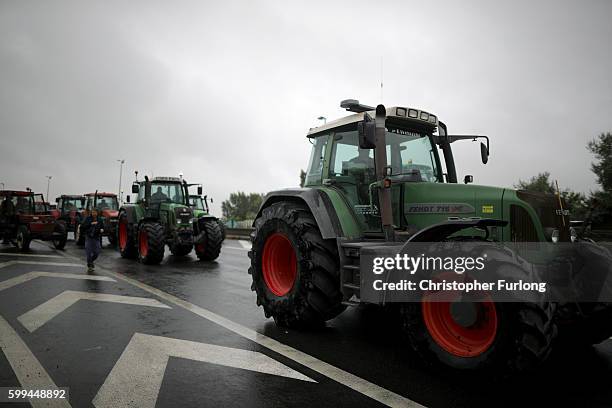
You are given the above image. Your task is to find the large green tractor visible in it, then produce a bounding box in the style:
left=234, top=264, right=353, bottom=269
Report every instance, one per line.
left=249, top=99, right=612, bottom=372
left=117, top=176, right=223, bottom=264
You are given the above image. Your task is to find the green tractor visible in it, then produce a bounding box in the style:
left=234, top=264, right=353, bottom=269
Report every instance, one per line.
left=188, top=191, right=226, bottom=240
left=117, top=175, right=223, bottom=264
left=249, top=99, right=611, bottom=372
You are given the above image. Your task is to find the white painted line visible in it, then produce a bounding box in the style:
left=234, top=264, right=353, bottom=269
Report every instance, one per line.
left=101, top=269, right=422, bottom=407
left=18, top=290, right=171, bottom=332
left=0, top=252, right=62, bottom=258
left=0, top=260, right=83, bottom=269
left=93, top=333, right=314, bottom=408
left=238, top=240, right=251, bottom=249
left=0, top=272, right=115, bottom=292
left=0, top=315, right=72, bottom=408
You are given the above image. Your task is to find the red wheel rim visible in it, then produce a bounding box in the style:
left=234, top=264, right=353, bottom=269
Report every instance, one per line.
left=139, top=230, right=148, bottom=258
left=422, top=295, right=498, bottom=357
left=262, top=232, right=297, bottom=296
left=119, top=219, right=128, bottom=250
left=195, top=243, right=204, bottom=252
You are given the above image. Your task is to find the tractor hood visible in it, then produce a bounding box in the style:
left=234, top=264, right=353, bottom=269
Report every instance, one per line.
left=401, top=182, right=568, bottom=242
left=402, top=182, right=505, bottom=232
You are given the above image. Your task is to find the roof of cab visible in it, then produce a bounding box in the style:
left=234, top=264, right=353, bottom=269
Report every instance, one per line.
left=307, top=106, right=438, bottom=138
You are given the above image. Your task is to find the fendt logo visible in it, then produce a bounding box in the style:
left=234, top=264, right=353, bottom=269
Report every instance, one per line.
left=406, top=203, right=475, bottom=214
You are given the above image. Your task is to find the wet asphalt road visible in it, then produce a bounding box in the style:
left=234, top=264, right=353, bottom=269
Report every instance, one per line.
left=1, top=238, right=612, bottom=408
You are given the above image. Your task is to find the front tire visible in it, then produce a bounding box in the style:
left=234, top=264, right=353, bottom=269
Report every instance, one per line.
left=138, top=222, right=165, bottom=265
left=52, top=224, right=67, bottom=250
left=248, top=202, right=345, bottom=328
left=195, top=219, right=223, bottom=261
left=16, top=226, right=31, bottom=251
left=401, top=300, right=556, bottom=372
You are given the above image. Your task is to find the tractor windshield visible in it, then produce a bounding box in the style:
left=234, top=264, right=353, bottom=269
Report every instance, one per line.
left=95, top=196, right=118, bottom=211
left=385, top=128, right=441, bottom=182
left=64, top=198, right=85, bottom=211
left=149, top=183, right=185, bottom=205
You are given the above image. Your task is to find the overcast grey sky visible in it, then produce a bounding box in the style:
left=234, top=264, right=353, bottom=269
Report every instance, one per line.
left=1, top=0, right=611, bottom=215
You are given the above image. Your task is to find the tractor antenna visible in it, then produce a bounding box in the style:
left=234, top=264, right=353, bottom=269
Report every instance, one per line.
left=380, top=56, right=384, bottom=103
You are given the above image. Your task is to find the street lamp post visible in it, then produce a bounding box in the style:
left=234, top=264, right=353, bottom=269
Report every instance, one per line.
left=45, top=176, right=52, bottom=202
left=0, top=182, right=4, bottom=190
left=117, top=159, right=125, bottom=203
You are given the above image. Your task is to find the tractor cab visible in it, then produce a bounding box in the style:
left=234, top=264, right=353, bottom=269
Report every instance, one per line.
left=305, top=100, right=489, bottom=238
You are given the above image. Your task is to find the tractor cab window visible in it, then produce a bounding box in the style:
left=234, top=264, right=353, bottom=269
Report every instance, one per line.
left=65, top=198, right=84, bottom=211
left=150, top=183, right=185, bottom=205
left=386, top=129, right=440, bottom=182
left=12, top=195, right=33, bottom=213
left=95, top=197, right=118, bottom=211
left=34, top=195, right=48, bottom=213
left=305, top=135, right=329, bottom=186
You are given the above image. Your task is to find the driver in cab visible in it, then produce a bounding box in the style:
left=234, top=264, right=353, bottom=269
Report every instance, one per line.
left=151, top=187, right=168, bottom=203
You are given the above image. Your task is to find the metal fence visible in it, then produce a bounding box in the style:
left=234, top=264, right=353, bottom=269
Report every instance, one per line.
left=222, top=219, right=254, bottom=229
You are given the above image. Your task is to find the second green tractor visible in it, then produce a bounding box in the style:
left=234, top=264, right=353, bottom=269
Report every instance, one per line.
left=117, top=176, right=223, bottom=264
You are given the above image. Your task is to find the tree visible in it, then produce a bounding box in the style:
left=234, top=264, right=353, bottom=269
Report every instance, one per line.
left=586, top=132, right=612, bottom=229
left=515, top=172, right=588, bottom=219
left=515, top=172, right=556, bottom=194
left=587, top=132, right=612, bottom=194
left=221, top=192, right=264, bottom=221
left=299, top=169, right=306, bottom=188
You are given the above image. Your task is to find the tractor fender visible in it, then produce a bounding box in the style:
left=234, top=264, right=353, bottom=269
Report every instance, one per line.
left=406, top=218, right=507, bottom=243
left=256, top=188, right=343, bottom=239
left=119, top=206, right=139, bottom=225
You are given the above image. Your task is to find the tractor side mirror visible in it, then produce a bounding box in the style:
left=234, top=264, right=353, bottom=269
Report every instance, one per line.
left=132, top=184, right=139, bottom=194
left=464, top=175, right=474, bottom=184
left=358, top=120, right=376, bottom=149
left=126, top=195, right=130, bottom=203
left=480, top=142, right=489, bottom=164
left=197, top=186, right=203, bottom=195
left=55, top=197, right=59, bottom=203
left=210, top=198, right=214, bottom=204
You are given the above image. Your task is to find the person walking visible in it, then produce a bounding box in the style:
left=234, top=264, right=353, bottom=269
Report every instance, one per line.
left=81, top=208, right=104, bottom=272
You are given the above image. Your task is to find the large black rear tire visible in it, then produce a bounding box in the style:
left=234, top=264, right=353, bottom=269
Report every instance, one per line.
left=401, top=301, right=556, bottom=373
left=195, top=219, right=223, bottom=261
left=138, top=222, right=165, bottom=265
left=248, top=202, right=345, bottom=328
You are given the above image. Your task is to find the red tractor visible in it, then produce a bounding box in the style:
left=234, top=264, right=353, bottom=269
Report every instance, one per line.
left=75, top=192, right=119, bottom=246
left=52, top=194, right=86, bottom=239
left=0, top=190, right=68, bottom=251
